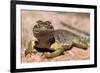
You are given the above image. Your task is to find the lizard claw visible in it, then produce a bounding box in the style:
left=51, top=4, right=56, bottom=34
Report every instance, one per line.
left=25, top=49, right=37, bottom=57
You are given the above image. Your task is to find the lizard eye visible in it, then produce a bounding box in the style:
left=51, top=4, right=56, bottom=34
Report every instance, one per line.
left=34, top=24, right=38, bottom=28
left=49, top=26, right=53, bottom=29
left=45, top=21, right=51, bottom=25
left=35, top=41, right=38, bottom=45
left=36, top=20, right=43, bottom=24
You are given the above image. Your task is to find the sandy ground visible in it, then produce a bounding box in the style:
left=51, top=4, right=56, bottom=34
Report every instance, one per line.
left=21, top=10, right=90, bottom=63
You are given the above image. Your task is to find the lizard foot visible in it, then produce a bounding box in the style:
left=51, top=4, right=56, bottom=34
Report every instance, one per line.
left=25, top=49, right=37, bottom=57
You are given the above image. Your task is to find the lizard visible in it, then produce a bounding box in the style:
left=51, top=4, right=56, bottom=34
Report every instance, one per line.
left=25, top=20, right=89, bottom=58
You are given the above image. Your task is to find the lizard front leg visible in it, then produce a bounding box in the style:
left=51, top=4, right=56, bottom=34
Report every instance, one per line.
left=25, top=40, right=37, bottom=57
left=45, top=48, right=65, bottom=58
left=45, top=41, right=72, bottom=58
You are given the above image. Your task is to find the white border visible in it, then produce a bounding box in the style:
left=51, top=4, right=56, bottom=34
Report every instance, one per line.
left=16, top=4, right=95, bottom=69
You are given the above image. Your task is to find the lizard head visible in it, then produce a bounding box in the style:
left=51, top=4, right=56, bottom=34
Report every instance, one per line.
left=32, top=20, right=55, bottom=49
left=33, top=20, right=54, bottom=38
